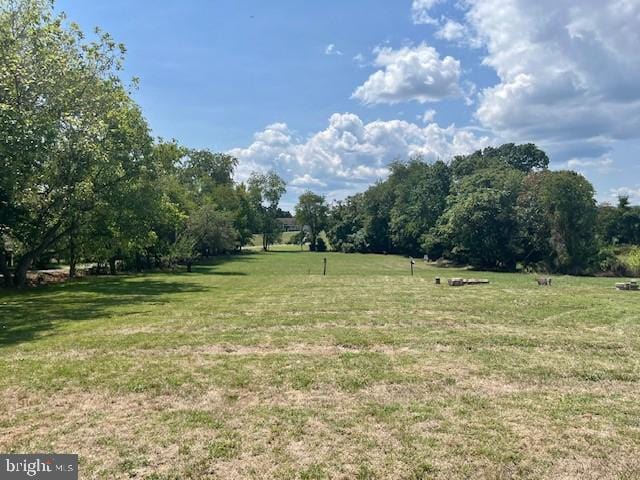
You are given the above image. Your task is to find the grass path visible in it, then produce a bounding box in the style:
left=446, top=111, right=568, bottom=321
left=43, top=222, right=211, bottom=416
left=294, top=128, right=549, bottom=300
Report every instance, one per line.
left=1, top=249, right=639, bottom=479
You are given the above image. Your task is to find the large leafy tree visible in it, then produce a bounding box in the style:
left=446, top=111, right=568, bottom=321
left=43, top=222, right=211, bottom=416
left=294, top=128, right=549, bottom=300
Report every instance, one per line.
left=248, top=171, right=286, bottom=251
left=326, top=195, right=367, bottom=253
left=433, top=167, right=524, bottom=270
left=294, top=191, right=328, bottom=251
left=188, top=204, right=238, bottom=256
left=179, top=150, right=237, bottom=201
left=597, top=196, right=640, bottom=246
left=359, top=181, right=394, bottom=253
left=388, top=159, right=451, bottom=255
left=0, top=0, right=151, bottom=286
left=519, top=170, right=598, bottom=273
left=451, top=143, right=549, bottom=178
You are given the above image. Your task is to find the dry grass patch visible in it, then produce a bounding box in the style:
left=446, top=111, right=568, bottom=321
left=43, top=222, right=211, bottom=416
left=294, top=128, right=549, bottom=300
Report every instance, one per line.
left=1, top=249, right=640, bottom=478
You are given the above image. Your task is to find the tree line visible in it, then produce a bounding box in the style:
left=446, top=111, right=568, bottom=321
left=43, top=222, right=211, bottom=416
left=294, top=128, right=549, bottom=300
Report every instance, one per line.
left=0, top=1, right=287, bottom=287
left=309, top=144, right=639, bottom=275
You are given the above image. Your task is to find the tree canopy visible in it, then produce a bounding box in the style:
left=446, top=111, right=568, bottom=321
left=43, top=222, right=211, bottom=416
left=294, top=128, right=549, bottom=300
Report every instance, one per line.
left=323, top=144, right=618, bottom=274
left=0, top=1, right=273, bottom=286
left=294, top=191, right=328, bottom=251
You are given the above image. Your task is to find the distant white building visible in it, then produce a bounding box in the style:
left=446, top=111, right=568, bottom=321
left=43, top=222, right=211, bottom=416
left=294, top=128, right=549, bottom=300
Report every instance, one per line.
left=277, top=218, right=301, bottom=232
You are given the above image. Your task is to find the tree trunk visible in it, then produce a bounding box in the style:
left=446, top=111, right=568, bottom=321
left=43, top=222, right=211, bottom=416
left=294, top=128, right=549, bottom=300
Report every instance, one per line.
left=109, top=257, right=117, bottom=275
left=68, top=216, right=79, bottom=278
left=13, top=255, right=34, bottom=289
left=0, top=251, right=13, bottom=288
left=11, top=220, right=71, bottom=288
left=69, top=240, right=77, bottom=279
left=186, top=261, right=192, bottom=273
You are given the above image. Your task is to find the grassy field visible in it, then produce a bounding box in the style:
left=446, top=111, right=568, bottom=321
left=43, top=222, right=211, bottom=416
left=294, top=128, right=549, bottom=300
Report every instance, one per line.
left=1, top=248, right=639, bottom=479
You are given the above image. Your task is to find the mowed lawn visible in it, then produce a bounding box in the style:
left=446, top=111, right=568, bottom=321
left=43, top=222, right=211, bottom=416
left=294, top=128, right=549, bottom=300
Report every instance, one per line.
left=1, top=249, right=639, bottom=479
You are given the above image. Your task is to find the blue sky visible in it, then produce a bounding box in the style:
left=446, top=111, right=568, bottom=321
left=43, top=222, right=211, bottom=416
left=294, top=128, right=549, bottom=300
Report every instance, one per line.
left=57, top=0, right=640, bottom=210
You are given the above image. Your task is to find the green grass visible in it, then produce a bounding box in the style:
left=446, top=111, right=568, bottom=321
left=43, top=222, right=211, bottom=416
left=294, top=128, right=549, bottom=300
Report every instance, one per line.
left=250, top=231, right=299, bottom=249
left=1, top=248, right=639, bottom=478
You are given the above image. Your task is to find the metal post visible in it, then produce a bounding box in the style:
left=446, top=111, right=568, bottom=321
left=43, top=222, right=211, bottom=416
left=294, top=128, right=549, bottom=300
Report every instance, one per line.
left=323, top=257, right=327, bottom=276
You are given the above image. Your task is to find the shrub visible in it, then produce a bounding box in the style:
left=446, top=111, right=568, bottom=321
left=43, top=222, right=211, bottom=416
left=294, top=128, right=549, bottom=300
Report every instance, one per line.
left=598, top=247, right=630, bottom=276
left=315, top=238, right=327, bottom=252
left=623, top=247, right=640, bottom=276
left=287, top=231, right=306, bottom=245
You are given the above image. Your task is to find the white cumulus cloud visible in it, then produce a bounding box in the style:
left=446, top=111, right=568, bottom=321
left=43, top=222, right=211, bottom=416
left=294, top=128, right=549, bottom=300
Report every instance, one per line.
left=411, top=0, right=442, bottom=25
left=229, top=113, right=492, bottom=202
left=290, top=174, right=327, bottom=187
left=436, top=19, right=466, bottom=41
left=325, top=44, right=343, bottom=56
left=352, top=43, right=463, bottom=105
left=421, top=109, right=437, bottom=123
left=458, top=0, right=640, bottom=158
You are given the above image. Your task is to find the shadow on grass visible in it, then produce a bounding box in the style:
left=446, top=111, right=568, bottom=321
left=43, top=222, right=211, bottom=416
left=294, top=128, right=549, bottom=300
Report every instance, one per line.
left=0, top=275, right=209, bottom=349
left=0, top=252, right=262, bottom=348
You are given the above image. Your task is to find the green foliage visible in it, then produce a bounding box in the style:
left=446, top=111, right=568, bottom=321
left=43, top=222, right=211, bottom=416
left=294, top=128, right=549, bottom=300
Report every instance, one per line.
left=0, top=2, right=262, bottom=286
left=0, top=0, right=152, bottom=285
left=388, top=160, right=451, bottom=255
left=295, top=191, right=328, bottom=250
left=179, top=149, right=237, bottom=199
left=314, top=237, right=327, bottom=252
left=622, top=247, right=640, bottom=276
left=596, top=196, right=640, bottom=246
left=597, top=246, right=629, bottom=277
left=187, top=205, right=238, bottom=256
left=248, top=171, right=287, bottom=251
left=520, top=171, right=598, bottom=273
left=435, top=167, right=524, bottom=269
left=325, top=144, right=607, bottom=274
left=451, top=143, right=549, bottom=178
left=287, top=231, right=307, bottom=245
left=326, top=195, right=365, bottom=253
left=168, top=233, right=199, bottom=271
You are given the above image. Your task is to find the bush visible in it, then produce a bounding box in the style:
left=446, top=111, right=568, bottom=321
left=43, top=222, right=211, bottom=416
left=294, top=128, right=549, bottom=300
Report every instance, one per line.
left=287, top=231, right=306, bottom=245
left=623, top=247, right=640, bottom=276
left=340, top=242, right=356, bottom=253
left=345, top=230, right=368, bottom=253
left=315, top=237, right=327, bottom=252
left=598, top=247, right=630, bottom=276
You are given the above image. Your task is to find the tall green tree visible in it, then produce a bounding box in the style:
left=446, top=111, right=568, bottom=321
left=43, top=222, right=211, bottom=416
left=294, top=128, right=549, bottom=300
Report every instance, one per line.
left=248, top=171, right=286, bottom=251
left=451, top=143, right=549, bottom=178
left=519, top=171, right=598, bottom=273
left=326, top=195, right=367, bottom=253
left=179, top=149, right=237, bottom=200
left=294, top=191, right=328, bottom=250
left=432, top=167, right=524, bottom=270
left=388, top=159, right=451, bottom=255
left=0, top=0, right=151, bottom=286
left=188, top=204, right=238, bottom=256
